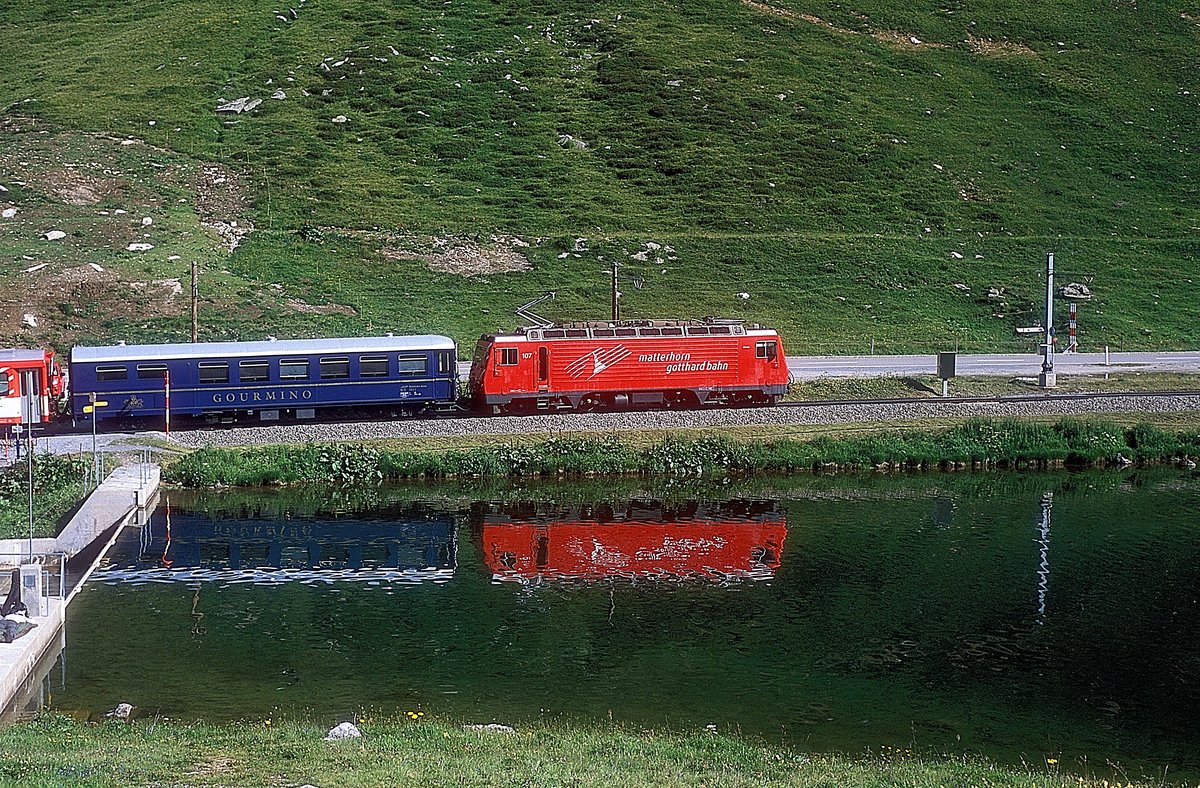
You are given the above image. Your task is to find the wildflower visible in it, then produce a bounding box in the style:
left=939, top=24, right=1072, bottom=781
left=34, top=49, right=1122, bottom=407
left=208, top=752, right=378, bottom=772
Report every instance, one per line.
left=1046, top=757, right=1058, bottom=765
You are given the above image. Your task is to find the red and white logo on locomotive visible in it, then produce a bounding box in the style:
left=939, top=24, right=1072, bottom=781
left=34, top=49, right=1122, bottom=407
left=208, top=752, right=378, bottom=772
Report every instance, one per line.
left=565, top=345, right=631, bottom=379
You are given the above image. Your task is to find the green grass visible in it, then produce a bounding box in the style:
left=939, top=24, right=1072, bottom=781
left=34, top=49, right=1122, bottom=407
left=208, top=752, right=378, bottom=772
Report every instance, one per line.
left=0, top=0, right=1197, bottom=352
left=162, top=418, right=1200, bottom=487
left=0, top=715, right=1169, bottom=788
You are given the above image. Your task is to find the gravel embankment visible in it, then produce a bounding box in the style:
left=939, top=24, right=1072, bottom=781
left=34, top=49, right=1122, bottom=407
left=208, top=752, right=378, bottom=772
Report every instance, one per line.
left=164, top=395, right=1200, bottom=450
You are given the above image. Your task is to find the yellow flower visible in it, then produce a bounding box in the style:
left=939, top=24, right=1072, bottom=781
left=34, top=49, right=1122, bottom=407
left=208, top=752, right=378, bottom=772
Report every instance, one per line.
left=1046, top=757, right=1058, bottom=765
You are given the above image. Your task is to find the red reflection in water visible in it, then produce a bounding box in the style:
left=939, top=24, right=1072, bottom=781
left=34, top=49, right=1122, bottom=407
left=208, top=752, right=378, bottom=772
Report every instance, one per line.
left=478, top=501, right=786, bottom=583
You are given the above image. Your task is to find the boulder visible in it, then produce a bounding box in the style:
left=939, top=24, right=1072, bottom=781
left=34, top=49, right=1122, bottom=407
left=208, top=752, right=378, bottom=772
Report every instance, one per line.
left=324, top=722, right=362, bottom=740
left=21, top=314, right=37, bottom=328
left=463, top=724, right=515, bottom=734
left=1060, top=282, right=1092, bottom=300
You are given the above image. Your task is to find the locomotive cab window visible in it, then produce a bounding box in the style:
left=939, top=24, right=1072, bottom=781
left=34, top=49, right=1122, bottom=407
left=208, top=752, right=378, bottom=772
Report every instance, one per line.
left=755, top=340, right=778, bottom=360
left=320, top=357, right=350, bottom=379
left=397, top=355, right=427, bottom=375
left=198, top=362, right=229, bottom=384
left=360, top=356, right=389, bottom=377
left=239, top=360, right=269, bottom=382
left=96, top=365, right=128, bottom=382
left=498, top=347, right=518, bottom=366
left=136, top=364, right=168, bottom=380
left=280, top=359, right=309, bottom=380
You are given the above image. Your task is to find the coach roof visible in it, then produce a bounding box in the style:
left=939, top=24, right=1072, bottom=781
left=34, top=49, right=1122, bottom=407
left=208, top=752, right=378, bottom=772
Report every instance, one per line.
left=71, top=335, right=455, bottom=365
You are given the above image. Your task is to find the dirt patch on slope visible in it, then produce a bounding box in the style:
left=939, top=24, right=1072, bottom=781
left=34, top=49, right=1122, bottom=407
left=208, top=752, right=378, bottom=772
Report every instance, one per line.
left=742, top=1, right=949, bottom=50
left=381, top=235, right=532, bottom=277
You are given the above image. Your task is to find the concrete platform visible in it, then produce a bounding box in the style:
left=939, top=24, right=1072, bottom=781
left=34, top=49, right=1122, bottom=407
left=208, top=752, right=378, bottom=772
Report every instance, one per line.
left=0, top=463, right=160, bottom=717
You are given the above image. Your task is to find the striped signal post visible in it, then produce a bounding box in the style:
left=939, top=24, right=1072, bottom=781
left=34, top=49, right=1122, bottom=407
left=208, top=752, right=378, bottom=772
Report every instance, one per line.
left=1066, top=303, right=1078, bottom=353
left=164, top=368, right=171, bottom=436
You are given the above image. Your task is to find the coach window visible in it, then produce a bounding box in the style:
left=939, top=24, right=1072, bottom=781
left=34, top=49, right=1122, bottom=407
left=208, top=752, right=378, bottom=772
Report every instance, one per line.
left=755, top=341, right=778, bottom=360
left=360, top=356, right=389, bottom=378
left=320, top=357, right=350, bottom=379
left=136, top=364, right=168, bottom=380
left=198, top=362, right=229, bottom=384
left=397, top=355, right=427, bottom=375
left=437, top=352, right=452, bottom=375
left=239, top=360, right=269, bottom=382
left=498, top=347, right=518, bottom=366
left=96, top=365, right=128, bottom=382
left=280, top=358, right=309, bottom=380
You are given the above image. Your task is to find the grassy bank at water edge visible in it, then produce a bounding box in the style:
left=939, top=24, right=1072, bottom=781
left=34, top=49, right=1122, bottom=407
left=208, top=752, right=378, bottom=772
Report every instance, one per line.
left=164, top=418, right=1200, bottom=487
left=0, top=715, right=1173, bottom=788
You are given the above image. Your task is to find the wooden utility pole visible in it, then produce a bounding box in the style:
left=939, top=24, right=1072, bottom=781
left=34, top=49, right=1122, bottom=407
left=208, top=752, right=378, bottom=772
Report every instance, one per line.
left=611, top=260, right=620, bottom=321
left=190, top=260, right=198, bottom=342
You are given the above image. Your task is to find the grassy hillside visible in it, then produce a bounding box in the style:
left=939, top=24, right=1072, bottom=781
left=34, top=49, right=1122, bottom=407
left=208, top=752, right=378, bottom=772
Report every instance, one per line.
left=0, top=0, right=1196, bottom=353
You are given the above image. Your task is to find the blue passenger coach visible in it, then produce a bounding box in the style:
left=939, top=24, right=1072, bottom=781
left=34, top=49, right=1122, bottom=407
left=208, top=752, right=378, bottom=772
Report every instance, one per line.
left=70, top=335, right=457, bottom=426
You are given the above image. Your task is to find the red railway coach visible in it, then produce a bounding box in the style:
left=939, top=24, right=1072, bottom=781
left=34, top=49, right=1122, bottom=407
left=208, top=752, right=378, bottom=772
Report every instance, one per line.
left=0, top=348, right=66, bottom=429
left=469, top=319, right=788, bottom=413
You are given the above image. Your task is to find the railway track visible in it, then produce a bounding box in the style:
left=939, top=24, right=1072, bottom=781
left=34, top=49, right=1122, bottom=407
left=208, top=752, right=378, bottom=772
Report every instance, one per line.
left=20, top=388, right=1200, bottom=457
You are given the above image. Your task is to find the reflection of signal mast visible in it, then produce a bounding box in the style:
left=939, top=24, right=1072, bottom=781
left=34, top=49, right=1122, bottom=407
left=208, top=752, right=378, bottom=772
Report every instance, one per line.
left=1036, top=492, right=1052, bottom=623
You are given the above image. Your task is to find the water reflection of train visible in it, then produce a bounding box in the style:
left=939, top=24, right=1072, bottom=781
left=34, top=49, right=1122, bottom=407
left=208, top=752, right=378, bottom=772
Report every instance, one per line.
left=472, top=500, right=787, bottom=584
left=95, top=501, right=457, bottom=584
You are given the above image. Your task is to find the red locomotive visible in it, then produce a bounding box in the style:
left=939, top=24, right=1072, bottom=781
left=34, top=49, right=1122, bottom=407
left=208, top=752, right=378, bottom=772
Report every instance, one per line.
left=468, top=319, right=788, bottom=413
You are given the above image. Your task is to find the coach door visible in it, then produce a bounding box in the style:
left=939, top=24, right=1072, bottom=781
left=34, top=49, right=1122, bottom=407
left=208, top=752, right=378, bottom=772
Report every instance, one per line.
left=17, top=368, right=44, bottom=424
left=537, top=347, right=550, bottom=391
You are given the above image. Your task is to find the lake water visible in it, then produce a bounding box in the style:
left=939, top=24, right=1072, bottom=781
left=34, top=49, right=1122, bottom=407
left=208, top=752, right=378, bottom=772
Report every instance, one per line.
left=50, top=470, right=1200, bottom=780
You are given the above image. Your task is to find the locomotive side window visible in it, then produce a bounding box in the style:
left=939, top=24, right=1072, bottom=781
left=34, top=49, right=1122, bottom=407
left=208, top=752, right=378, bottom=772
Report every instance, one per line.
left=593, top=329, right=615, bottom=338
left=710, top=326, right=731, bottom=335
left=397, top=355, right=427, bottom=374
left=499, top=347, right=518, bottom=366
left=615, top=328, right=637, bottom=337
left=566, top=329, right=588, bottom=338
left=198, top=362, right=229, bottom=384
left=320, top=357, right=350, bottom=379
left=661, top=327, right=683, bottom=336
left=360, top=356, right=389, bottom=377
left=544, top=330, right=566, bottom=339
left=96, top=365, right=128, bottom=382
left=280, top=358, right=309, bottom=380
left=755, top=341, right=778, bottom=360
left=137, top=364, right=168, bottom=380
left=639, top=328, right=661, bottom=336
left=239, top=360, right=269, bottom=382
left=687, top=327, right=710, bottom=336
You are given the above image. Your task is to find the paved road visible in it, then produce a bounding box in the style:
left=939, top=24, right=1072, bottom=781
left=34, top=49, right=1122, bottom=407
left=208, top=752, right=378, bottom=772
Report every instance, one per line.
left=785, top=351, right=1200, bottom=380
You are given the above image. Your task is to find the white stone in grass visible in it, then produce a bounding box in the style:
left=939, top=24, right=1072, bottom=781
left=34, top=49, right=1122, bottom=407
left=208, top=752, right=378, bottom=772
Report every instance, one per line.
left=324, top=722, right=362, bottom=740
left=42, top=230, right=67, bottom=241
left=1, top=208, right=16, bottom=219
left=22, top=314, right=37, bottom=328
left=127, top=242, right=155, bottom=252
left=332, top=115, right=349, bottom=123
left=463, top=724, right=515, bottom=734
left=142, top=216, right=153, bottom=226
